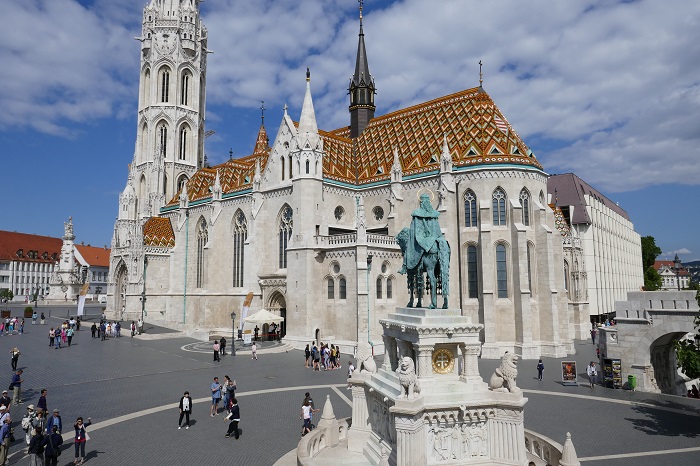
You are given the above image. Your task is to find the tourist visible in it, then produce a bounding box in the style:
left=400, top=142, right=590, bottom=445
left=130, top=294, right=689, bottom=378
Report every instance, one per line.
left=100, top=322, right=106, bottom=341
left=11, top=369, right=24, bottom=405
left=220, top=336, right=227, bottom=356
left=222, top=376, right=236, bottom=409
left=224, top=397, right=241, bottom=439
left=131, top=321, right=136, bottom=337
left=43, top=425, right=63, bottom=466
left=210, top=377, right=222, bottom=416
left=9, top=347, right=20, bottom=371
left=31, top=311, right=38, bottom=325
left=178, top=391, right=193, bottom=429
left=40, top=313, right=45, bottom=325
left=586, top=361, right=597, bottom=389
left=0, top=416, right=11, bottom=465
left=300, top=399, right=317, bottom=437
left=312, top=343, right=320, bottom=371
left=46, top=409, right=62, bottom=434
left=76, top=317, right=81, bottom=331
left=0, top=393, right=10, bottom=411
left=591, top=328, right=596, bottom=344
left=66, top=326, right=74, bottom=347
left=90, top=323, right=96, bottom=339
left=69, top=317, right=76, bottom=329
left=54, top=328, right=61, bottom=349
left=537, top=359, right=544, bottom=381
left=213, top=340, right=220, bottom=362
left=115, top=321, right=121, bottom=337
left=251, top=342, right=257, bottom=360
left=137, top=319, right=143, bottom=335
left=28, top=426, right=45, bottom=466
left=19, top=319, right=24, bottom=334
left=254, top=326, right=259, bottom=342
left=61, top=326, right=67, bottom=344
left=303, top=392, right=316, bottom=429
left=347, top=361, right=355, bottom=389
left=33, top=409, right=46, bottom=436
left=49, top=328, right=55, bottom=347
left=73, top=416, right=91, bottom=464
left=304, top=344, right=310, bottom=368
left=21, top=404, right=37, bottom=445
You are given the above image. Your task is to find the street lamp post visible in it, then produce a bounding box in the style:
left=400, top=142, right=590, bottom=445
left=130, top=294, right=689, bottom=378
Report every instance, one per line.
left=230, top=311, right=237, bottom=356
left=140, top=291, right=146, bottom=333
left=674, top=254, right=682, bottom=291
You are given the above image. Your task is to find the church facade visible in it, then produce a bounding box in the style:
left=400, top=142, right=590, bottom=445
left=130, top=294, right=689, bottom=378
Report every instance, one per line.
left=108, top=0, right=642, bottom=359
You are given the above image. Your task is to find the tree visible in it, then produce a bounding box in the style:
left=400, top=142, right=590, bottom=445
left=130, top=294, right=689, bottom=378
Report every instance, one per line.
left=644, top=266, right=662, bottom=291
left=0, top=289, right=13, bottom=304
left=675, top=315, right=700, bottom=380
left=640, top=236, right=662, bottom=270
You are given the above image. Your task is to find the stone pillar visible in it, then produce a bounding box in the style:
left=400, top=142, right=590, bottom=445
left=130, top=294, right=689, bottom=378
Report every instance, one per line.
left=413, top=343, right=434, bottom=379
left=394, top=415, right=424, bottom=466
left=460, top=343, right=484, bottom=388
left=348, top=383, right=371, bottom=452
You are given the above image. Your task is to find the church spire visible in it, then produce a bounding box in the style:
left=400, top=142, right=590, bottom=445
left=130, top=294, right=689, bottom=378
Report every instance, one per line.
left=348, top=0, right=376, bottom=139
left=297, top=68, right=320, bottom=149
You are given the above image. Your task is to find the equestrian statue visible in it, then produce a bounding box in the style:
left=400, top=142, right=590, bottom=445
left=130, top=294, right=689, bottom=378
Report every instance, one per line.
left=397, top=192, right=451, bottom=309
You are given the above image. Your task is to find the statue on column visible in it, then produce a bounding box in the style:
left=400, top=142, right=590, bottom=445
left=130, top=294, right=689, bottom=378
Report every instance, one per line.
left=396, top=191, right=451, bottom=309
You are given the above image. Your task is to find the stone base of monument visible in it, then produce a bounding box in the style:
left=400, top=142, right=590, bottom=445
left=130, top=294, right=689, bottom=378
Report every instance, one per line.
left=346, top=307, right=528, bottom=466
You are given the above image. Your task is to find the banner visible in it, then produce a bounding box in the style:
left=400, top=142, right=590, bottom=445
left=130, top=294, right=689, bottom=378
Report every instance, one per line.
left=77, top=282, right=90, bottom=316
left=561, top=361, right=578, bottom=386
left=239, top=292, right=254, bottom=330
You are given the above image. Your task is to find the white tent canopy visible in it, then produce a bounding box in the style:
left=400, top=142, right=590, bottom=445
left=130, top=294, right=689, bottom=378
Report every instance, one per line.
left=242, top=309, right=284, bottom=325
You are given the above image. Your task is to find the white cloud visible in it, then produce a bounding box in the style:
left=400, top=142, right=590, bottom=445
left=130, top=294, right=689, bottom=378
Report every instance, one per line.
left=2, top=0, right=699, bottom=193
left=664, top=248, right=693, bottom=257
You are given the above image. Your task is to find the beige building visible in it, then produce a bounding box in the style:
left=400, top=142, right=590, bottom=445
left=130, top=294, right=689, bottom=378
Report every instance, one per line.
left=108, top=0, right=643, bottom=358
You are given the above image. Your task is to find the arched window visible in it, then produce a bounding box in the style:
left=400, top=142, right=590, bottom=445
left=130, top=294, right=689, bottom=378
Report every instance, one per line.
left=539, top=190, right=545, bottom=205
left=158, top=124, right=168, bottom=156
left=140, top=122, right=149, bottom=160
left=281, top=157, right=285, bottom=180
left=496, top=244, right=508, bottom=298
left=181, top=71, right=190, bottom=106
left=387, top=278, right=393, bottom=299
left=288, top=155, right=293, bottom=179
left=467, top=245, right=478, bottom=299
left=520, top=188, right=530, bottom=226
left=305, top=160, right=310, bottom=174
left=376, top=277, right=383, bottom=299
left=177, top=174, right=188, bottom=193
left=163, top=173, right=167, bottom=197
left=464, top=189, right=477, bottom=227
left=142, top=68, right=151, bottom=108
left=339, top=278, right=347, bottom=299
left=327, top=278, right=335, bottom=299
left=564, top=261, right=570, bottom=295
left=196, top=218, right=208, bottom=288
left=232, top=211, right=247, bottom=287
left=179, top=127, right=188, bottom=160
left=527, top=243, right=533, bottom=293
left=492, top=188, right=507, bottom=226
left=159, top=68, right=170, bottom=103
left=278, top=206, right=293, bottom=268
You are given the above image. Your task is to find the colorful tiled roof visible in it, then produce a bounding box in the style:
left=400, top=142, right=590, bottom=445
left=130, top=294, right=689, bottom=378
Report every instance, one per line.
left=551, top=206, right=571, bottom=237
left=0, top=231, right=61, bottom=263
left=143, top=217, right=175, bottom=248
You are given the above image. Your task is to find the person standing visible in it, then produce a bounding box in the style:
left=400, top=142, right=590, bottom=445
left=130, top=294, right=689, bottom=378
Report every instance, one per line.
left=213, top=340, right=220, bottom=362
left=40, top=313, right=45, bottom=325
left=43, top=425, right=63, bottom=466
left=90, top=323, right=96, bottom=339
left=178, top=391, right=193, bottom=429
left=32, top=311, right=38, bottom=325
left=48, top=328, right=55, bottom=347
left=224, top=398, right=241, bottom=439
left=304, top=344, right=310, bottom=368
left=251, top=342, right=257, bottom=360
left=130, top=321, right=136, bottom=337
left=37, top=389, right=48, bottom=415
left=210, top=377, right=222, bottom=417
left=53, top=329, right=61, bottom=349
left=587, top=361, right=597, bottom=389
left=137, top=319, right=143, bottom=335
left=9, top=347, right=20, bottom=371
left=0, top=392, right=10, bottom=411
left=254, top=326, right=259, bottom=342
left=347, top=361, right=355, bottom=389
left=21, top=404, right=37, bottom=445
left=220, top=337, right=226, bottom=356
left=73, top=416, right=91, bottom=465
left=590, top=328, right=597, bottom=345
left=66, top=327, right=74, bottom=347
left=536, top=360, right=544, bottom=381
left=0, top=416, right=11, bottom=466
left=28, top=426, right=45, bottom=466
left=100, top=322, right=106, bottom=341
left=46, top=409, right=62, bottom=434
left=11, top=369, right=24, bottom=405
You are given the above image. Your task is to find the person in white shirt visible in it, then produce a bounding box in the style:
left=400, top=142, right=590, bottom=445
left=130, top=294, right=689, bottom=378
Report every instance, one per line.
left=347, top=362, right=355, bottom=389
left=586, top=361, right=597, bottom=389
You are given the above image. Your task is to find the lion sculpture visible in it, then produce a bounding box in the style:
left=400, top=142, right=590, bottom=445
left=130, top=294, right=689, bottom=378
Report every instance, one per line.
left=355, top=342, right=377, bottom=374
left=488, top=351, right=521, bottom=394
left=396, top=356, right=421, bottom=399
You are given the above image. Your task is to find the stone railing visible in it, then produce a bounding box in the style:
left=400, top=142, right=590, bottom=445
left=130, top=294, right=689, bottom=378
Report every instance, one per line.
left=524, top=429, right=563, bottom=466
left=297, top=417, right=351, bottom=466
left=368, top=233, right=397, bottom=246
left=314, top=233, right=397, bottom=248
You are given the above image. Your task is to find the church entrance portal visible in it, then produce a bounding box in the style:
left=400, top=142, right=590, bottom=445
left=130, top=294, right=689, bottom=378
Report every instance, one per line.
left=650, top=332, right=687, bottom=394
left=114, top=263, right=128, bottom=319
left=268, top=291, right=287, bottom=339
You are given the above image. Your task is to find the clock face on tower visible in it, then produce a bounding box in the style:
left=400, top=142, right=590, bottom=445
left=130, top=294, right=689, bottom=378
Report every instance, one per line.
left=432, top=348, right=454, bottom=374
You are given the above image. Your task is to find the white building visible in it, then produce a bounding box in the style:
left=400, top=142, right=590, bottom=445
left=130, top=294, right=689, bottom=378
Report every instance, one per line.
left=654, top=260, right=690, bottom=291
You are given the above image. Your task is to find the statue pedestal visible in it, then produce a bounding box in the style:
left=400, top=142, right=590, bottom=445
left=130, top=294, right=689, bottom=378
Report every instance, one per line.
left=347, top=307, right=527, bottom=466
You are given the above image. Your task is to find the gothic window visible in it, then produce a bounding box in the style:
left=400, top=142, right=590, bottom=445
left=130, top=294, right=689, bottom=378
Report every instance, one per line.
left=467, top=245, right=478, bottom=299
left=140, top=122, right=149, bottom=160
left=180, top=71, right=190, bottom=106
left=527, top=243, right=533, bottom=293
left=179, top=126, right=188, bottom=160
left=177, top=174, right=188, bottom=193
left=163, top=173, right=167, bottom=197
left=496, top=244, right=508, bottom=298
left=196, top=218, right=208, bottom=288
left=539, top=190, right=545, bottom=205
left=564, top=261, right=570, bottom=295
left=327, top=278, right=335, bottom=299
left=142, top=69, right=151, bottom=108
left=281, top=157, right=285, bottom=180
left=387, top=277, right=393, bottom=299
left=160, top=68, right=170, bottom=103
left=464, top=189, right=477, bottom=227
left=158, top=124, right=168, bottom=156
left=278, top=205, right=293, bottom=269
left=232, top=210, right=247, bottom=287
left=339, top=277, right=347, bottom=299
left=520, top=189, right=531, bottom=226
left=373, top=206, right=384, bottom=221
left=492, top=188, right=507, bottom=226
left=376, top=277, right=383, bottom=299
left=288, top=155, right=293, bottom=179
left=334, top=206, right=345, bottom=221
left=305, top=160, right=310, bottom=174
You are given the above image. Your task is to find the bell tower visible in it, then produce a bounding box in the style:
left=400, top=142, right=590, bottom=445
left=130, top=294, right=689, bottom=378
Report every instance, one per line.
left=133, top=0, right=208, bottom=218
left=348, top=0, right=376, bottom=139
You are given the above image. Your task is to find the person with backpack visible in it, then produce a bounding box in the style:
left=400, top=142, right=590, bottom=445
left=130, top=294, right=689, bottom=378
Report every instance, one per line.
left=28, top=426, right=45, bottom=466
left=21, top=405, right=36, bottom=445
left=43, top=425, right=63, bottom=466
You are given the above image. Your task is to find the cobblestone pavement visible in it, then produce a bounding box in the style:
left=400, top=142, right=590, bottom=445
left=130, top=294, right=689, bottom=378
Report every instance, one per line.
left=0, top=317, right=697, bottom=465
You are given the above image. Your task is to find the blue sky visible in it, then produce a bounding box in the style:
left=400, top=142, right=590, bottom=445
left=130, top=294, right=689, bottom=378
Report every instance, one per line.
left=2, top=0, right=699, bottom=261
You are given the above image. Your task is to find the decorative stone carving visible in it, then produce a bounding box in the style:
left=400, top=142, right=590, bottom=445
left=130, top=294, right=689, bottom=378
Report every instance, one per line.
left=396, top=356, right=421, bottom=399
left=488, top=351, right=521, bottom=394
left=356, top=342, right=377, bottom=373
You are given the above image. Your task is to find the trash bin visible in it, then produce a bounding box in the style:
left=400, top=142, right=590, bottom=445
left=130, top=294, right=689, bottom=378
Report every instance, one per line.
left=628, top=375, right=636, bottom=390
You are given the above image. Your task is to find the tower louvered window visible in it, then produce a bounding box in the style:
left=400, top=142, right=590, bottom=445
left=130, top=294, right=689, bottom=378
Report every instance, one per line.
left=159, top=125, right=168, bottom=156
left=196, top=218, right=208, bottom=288
left=232, top=211, right=247, bottom=287
left=161, top=70, right=170, bottom=103
left=278, top=206, right=293, bottom=269
left=181, top=73, right=189, bottom=106
left=179, top=127, right=187, bottom=160
left=464, top=189, right=477, bottom=227
left=496, top=244, right=508, bottom=298
left=492, top=188, right=507, bottom=226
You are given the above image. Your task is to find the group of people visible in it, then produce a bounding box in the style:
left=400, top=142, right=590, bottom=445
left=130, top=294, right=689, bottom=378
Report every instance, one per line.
left=211, top=337, right=228, bottom=361
left=686, top=384, right=700, bottom=398
left=177, top=375, right=241, bottom=439
left=90, top=320, right=122, bottom=340
left=0, top=318, right=25, bottom=336
left=304, top=342, right=342, bottom=371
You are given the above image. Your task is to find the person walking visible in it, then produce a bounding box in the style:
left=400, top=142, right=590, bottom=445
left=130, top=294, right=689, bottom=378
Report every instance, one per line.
left=32, top=312, right=38, bottom=325
left=37, top=389, right=48, bottom=415
left=587, top=361, right=598, bottom=389
left=28, top=426, right=45, bottom=466
left=178, top=391, right=193, bottom=429
left=213, top=340, right=220, bottom=362
left=11, top=369, right=24, bottom=405
left=304, top=344, right=310, bottom=368
left=251, top=342, right=257, bottom=360
left=536, top=359, right=544, bottom=381
left=0, top=415, right=11, bottom=466
left=21, top=404, right=37, bottom=445
left=66, top=327, right=74, bottom=347
left=303, top=392, right=316, bottom=429
left=9, top=347, right=20, bottom=371
left=73, top=416, right=91, bottom=465
left=53, top=329, right=61, bottom=349
left=224, top=398, right=241, bottom=439
left=40, top=313, right=45, bottom=325
left=300, top=399, right=317, bottom=437
left=210, top=377, right=222, bottom=417
left=49, top=328, right=55, bottom=347
left=90, top=323, right=96, bottom=339
left=130, top=321, right=136, bottom=337
left=43, top=425, right=63, bottom=466
left=590, top=328, right=597, bottom=345
left=220, top=337, right=226, bottom=356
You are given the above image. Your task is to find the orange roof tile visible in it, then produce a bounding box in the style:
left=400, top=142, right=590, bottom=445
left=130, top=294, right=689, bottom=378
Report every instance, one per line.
left=0, top=230, right=62, bottom=263
left=75, top=245, right=111, bottom=267
left=143, top=217, right=175, bottom=248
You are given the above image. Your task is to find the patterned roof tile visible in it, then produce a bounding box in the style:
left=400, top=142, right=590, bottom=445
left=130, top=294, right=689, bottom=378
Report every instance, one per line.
left=143, top=217, right=175, bottom=248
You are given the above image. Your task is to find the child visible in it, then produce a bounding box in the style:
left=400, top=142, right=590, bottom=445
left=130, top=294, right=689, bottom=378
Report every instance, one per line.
left=347, top=361, right=355, bottom=389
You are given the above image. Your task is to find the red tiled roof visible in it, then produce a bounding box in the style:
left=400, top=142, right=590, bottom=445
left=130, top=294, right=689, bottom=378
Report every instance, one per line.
left=75, top=245, right=111, bottom=267
left=654, top=260, right=690, bottom=275
left=143, top=217, right=175, bottom=248
left=0, top=230, right=61, bottom=263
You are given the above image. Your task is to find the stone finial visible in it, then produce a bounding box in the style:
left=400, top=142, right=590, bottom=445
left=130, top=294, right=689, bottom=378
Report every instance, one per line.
left=559, top=432, right=581, bottom=466
left=321, top=394, right=336, bottom=421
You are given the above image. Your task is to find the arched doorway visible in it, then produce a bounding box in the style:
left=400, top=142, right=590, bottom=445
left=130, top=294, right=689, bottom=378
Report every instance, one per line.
left=650, top=332, right=688, bottom=394
left=268, top=290, right=287, bottom=338
left=114, top=262, right=128, bottom=319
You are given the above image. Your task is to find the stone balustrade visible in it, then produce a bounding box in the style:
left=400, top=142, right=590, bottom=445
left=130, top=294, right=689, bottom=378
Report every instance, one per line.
left=524, top=429, right=563, bottom=466
left=314, top=233, right=397, bottom=248
left=297, top=417, right=351, bottom=466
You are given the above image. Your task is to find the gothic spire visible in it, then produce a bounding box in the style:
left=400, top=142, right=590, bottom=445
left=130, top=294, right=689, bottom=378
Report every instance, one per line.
left=297, top=68, right=320, bottom=149
left=349, top=0, right=376, bottom=139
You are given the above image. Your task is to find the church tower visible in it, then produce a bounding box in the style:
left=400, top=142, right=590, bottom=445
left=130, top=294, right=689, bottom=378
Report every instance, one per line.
left=348, top=2, right=376, bottom=139
left=133, top=0, right=208, bottom=218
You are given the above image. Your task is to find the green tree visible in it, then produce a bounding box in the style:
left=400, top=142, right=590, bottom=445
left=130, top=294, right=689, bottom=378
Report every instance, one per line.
left=0, top=289, right=13, bottom=304
left=644, top=266, right=662, bottom=291
left=640, top=236, right=662, bottom=270
left=675, top=315, right=700, bottom=379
